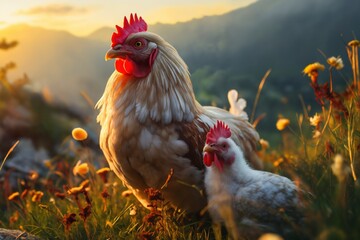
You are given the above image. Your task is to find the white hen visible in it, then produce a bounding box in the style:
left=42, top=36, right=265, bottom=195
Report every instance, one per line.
left=203, top=121, right=304, bottom=239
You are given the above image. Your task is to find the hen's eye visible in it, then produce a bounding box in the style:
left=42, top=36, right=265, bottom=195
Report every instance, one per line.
left=134, top=41, right=142, bottom=47
left=222, top=144, right=227, bottom=149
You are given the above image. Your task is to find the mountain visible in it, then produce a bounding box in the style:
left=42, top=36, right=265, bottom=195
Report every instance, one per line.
left=1, top=0, right=359, bottom=133
left=152, top=0, right=360, bottom=107
left=90, top=0, right=359, bottom=93
left=0, top=24, right=113, bottom=106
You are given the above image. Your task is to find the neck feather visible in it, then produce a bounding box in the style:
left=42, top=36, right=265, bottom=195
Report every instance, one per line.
left=97, top=36, right=200, bottom=125
left=219, top=141, right=253, bottom=179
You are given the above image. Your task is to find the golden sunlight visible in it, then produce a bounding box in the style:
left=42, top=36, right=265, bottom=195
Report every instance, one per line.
left=0, top=0, right=257, bottom=36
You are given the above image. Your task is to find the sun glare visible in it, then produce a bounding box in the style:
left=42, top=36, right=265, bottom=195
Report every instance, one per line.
left=0, top=0, right=257, bottom=36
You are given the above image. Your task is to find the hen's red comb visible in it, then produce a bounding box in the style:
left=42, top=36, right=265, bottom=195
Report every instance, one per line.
left=111, top=13, right=147, bottom=47
left=206, top=120, right=231, bottom=144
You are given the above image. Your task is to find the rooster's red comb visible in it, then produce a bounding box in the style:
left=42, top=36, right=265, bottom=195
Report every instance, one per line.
left=206, top=120, right=232, bottom=144
left=111, top=13, right=147, bottom=47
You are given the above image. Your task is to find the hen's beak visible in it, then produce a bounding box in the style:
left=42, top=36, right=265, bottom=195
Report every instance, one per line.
left=105, top=45, right=131, bottom=61
left=203, top=144, right=217, bottom=153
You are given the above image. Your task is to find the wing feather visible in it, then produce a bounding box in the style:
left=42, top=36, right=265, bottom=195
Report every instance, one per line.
left=175, top=118, right=210, bottom=170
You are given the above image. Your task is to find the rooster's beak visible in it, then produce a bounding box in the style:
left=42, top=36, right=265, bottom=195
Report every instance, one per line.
left=105, top=45, right=130, bottom=61
left=203, top=144, right=217, bottom=153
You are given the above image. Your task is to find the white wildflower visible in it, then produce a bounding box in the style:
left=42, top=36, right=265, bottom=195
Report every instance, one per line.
left=312, top=130, right=321, bottom=139
left=331, top=154, right=350, bottom=182
left=327, top=56, right=344, bottom=70
left=129, top=206, right=137, bottom=216
left=309, top=113, right=322, bottom=127
left=227, top=89, right=248, bottom=119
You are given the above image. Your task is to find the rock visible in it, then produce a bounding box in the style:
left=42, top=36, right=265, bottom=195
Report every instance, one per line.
left=3, top=138, right=48, bottom=173
left=0, top=228, right=40, bottom=240
left=0, top=138, right=49, bottom=189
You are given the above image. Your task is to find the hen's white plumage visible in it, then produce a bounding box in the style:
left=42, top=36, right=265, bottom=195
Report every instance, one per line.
left=203, top=121, right=303, bottom=238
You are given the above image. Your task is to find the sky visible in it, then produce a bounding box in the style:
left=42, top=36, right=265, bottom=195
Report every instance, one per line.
left=0, top=0, right=257, bottom=36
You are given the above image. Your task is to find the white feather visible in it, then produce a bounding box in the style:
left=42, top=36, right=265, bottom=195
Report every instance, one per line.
left=124, top=102, right=135, bottom=116
left=139, top=128, right=152, bottom=150
left=135, top=103, right=148, bottom=124
left=205, top=137, right=301, bottom=237
left=150, top=104, right=159, bottom=121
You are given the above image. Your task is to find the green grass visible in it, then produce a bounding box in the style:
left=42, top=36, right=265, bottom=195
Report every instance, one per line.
left=0, top=139, right=213, bottom=239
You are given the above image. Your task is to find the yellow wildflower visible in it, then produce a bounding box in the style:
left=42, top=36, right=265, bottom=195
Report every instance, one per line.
left=259, top=139, right=269, bottom=150
left=258, top=233, right=284, bottom=240
left=31, top=191, right=44, bottom=202
left=276, top=118, right=290, bottom=131
left=303, top=62, right=325, bottom=76
left=80, top=179, right=90, bottom=188
left=67, top=186, right=84, bottom=195
left=327, top=56, right=344, bottom=70
left=309, top=113, right=322, bottom=127
left=97, top=167, right=111, bottom=183
left=348, top=40, right=360, bottom=47
left=29, top=171, right=39, bottom=181
left=72, top=127, right=88, bottom=141
left=8, top=192, right=20, bottom=201
left=106, top=220, right=114, bottom=228
left=303, top=62, right=325, bottom=84
left=96, top=167, right=111, bottom=175
left=9, top=211, right=19, bottom=224
left=121, top=189, right=133, bottom=198
left=273, top=158, right=284, bottom=167
left=73, top=160, right=89, bottom=176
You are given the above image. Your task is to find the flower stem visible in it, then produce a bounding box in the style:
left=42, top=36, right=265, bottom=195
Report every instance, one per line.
left=347, top=109, right=357, bottom=181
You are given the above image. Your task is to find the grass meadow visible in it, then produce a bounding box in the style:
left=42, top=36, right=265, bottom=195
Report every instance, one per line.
left=0, top=40, right=359, bottom=239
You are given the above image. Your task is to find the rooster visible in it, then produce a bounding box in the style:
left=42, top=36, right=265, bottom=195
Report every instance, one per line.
left=203, top=121, right=304, bottom=238
left=96, top=14, right=262, bottom=213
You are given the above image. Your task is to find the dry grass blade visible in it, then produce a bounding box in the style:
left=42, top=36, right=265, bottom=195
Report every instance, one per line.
left=80, top=91, right=95, bottom=108
left=161, top=168, right=174, bottom=190
left=298, top=95, right=309, bottom=120
left=0, top=140, right=20, bottom=171
left=15, top=231, right=27, bottom=239
left=252, top=113, right=266, bottom=129
left=250, top=69, right=271, bottom=123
